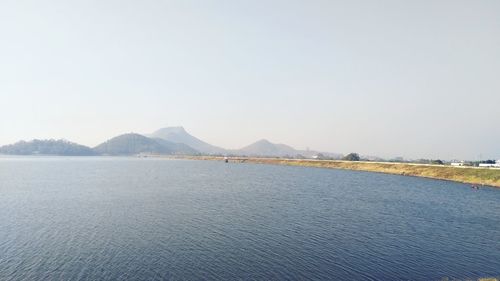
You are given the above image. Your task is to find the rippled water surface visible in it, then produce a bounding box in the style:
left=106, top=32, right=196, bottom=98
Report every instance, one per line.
left=0, top=157, right=499, bottom=280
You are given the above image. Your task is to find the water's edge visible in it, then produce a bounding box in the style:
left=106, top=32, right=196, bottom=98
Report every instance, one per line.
left=2, top=154, right=499, bottom=188
left=177, top=156, right=500, bottom=188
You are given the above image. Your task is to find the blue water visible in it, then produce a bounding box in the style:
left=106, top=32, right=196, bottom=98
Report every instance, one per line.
left=0, top=157, right=499, bottom=280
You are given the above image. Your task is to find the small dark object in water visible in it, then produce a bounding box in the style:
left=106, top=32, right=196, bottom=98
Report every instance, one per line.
left=224, top=157, right=229, bottom=163
left=471, top=185, right=479, bottom=190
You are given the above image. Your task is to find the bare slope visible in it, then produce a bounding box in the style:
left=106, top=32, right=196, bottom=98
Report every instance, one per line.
left=148, top=127, right=226, bottom=155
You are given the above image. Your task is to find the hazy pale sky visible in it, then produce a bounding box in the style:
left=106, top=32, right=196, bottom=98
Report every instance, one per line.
left=1, top=0, right=499, bottom=160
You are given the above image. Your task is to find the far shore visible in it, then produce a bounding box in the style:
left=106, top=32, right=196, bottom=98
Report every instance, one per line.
left=2, top=154, right=499, bottom=188
left=175, top=156, right=500, bottom=188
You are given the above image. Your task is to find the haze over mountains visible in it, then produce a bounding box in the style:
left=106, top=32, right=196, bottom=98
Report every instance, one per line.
left=147, top=127, right=226, bottom=155
left=0, top=126, right=341, bottom=158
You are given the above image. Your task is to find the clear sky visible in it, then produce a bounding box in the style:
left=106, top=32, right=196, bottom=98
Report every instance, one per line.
left=1, top=0, right=499, bottom=160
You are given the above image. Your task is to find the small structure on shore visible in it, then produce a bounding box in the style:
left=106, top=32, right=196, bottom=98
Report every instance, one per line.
left=479, top=160, right=500, bottom=168
left=451, top=161, right=467, bottom=167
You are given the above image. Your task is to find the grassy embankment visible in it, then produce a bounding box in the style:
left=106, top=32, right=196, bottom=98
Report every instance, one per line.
left=185, top=156, right=500, bottom=188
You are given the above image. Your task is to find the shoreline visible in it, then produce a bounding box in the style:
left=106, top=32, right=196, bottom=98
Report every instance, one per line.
left=180, top=156, right=500, bottom=188
left=2, top=154, right=499, bottom=188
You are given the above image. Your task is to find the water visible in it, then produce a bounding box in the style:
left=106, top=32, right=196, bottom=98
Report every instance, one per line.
left=0, top=157, right=499, bottom=280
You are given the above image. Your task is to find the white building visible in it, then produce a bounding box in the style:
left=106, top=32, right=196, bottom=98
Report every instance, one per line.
left=479, top=160, right=500, bottom=168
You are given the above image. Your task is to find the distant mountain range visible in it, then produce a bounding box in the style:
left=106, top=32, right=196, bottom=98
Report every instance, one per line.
left=0, top=126, right=341, bottom=158
left=147, top=127, right=341, bottom=158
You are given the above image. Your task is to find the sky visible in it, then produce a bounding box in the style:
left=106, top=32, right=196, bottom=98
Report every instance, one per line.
left=0, top=0, right=499, bottom=160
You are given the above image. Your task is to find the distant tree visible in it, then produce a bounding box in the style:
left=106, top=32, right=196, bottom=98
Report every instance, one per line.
left=481, top=160, right=496, bottom=164
left=431, top=159, right=444, bottom=165
left=343, top=153, right=360, bottom=161
left=415, top=159, right=431, bottom=164
left=390, top=157, right=405, bottom=163
left=314, top=153, right=326, bottom=159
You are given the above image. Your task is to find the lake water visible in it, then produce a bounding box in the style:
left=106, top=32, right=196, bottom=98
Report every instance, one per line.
left=0, top=157, right=499, bottom=280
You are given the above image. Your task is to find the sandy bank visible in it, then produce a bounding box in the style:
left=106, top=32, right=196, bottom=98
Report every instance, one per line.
left=181, top=156, right=500, bottom=188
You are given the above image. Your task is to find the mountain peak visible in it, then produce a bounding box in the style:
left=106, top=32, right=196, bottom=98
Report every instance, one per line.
left=255, top=139, right=272, bottom=144
left=154, top=126, right=187, bottom=134
left=148, top=127, right=226, bottom=155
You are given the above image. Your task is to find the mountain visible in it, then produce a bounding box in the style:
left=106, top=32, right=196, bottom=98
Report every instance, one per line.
left=94, top=133, right=198, bottom=155
left=0, top=127, right=340, bottom=158
left=152, top=138, right=200, bottom=155
left=0, top=139, right=97, bottom=156
left=148, top=127, right=226, bottom=155
left=235, top=139, right=299, bottom=157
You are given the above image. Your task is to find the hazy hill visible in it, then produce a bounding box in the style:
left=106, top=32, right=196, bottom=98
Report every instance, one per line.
left=94, top=133, right=198, bottom=155
left=0, top=139, right=96, bottom=156
left=0, top=128, right=341, bottom=158
left=152, top=138, right=200, bottom=155
left=148, top=127, right=226, bottom=155
left=235, top=139, right=299, bottom=157
left=148, top=127, right=341, bottom=158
